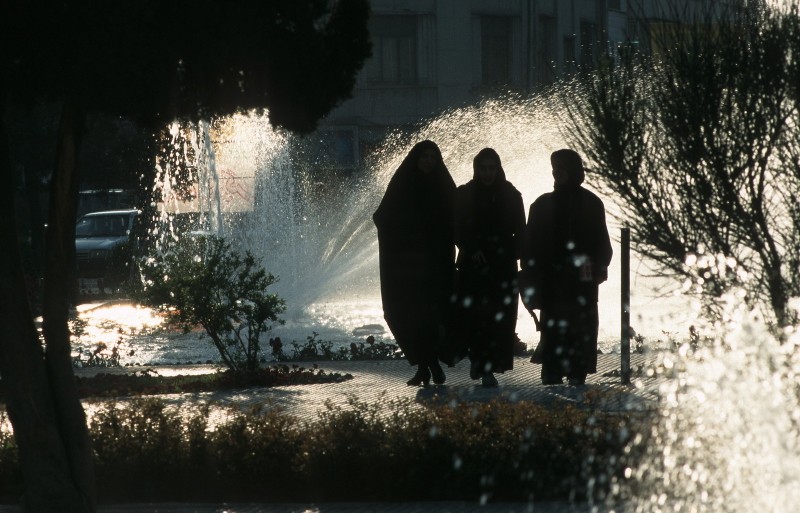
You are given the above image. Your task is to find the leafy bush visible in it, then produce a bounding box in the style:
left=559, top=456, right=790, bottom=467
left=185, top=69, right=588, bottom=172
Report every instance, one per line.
left=345, top=335, right=404, bottom=360
left=277, top=332, right=403, bottom=361
left=71, top=340, right=126, bottom=368
left=0, top=413, right=21, bottom=498
left=277, top=333, right=518, bottom=362
left=134, top=235, right=286, bottom=371
left=0, top=396, right=651, bottom=504
left=564, top=2, right=800, bottom=330
left=67, top=314, right=129, bottom=368
left=287, top=331, right=339, bottom=360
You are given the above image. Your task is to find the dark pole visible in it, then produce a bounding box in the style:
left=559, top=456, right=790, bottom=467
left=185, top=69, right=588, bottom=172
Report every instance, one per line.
left=621, top=226, right=631, bottom=384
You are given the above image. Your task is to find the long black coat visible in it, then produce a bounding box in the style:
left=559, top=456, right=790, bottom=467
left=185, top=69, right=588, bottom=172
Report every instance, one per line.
left=373, top=141, right=456, bottom=366
left=520, top=183, right=612, bottom=375
left=454, top=173, right=525, bottom=373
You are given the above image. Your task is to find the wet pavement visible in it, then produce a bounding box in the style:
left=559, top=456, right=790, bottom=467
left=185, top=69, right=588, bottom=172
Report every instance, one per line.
left=74, top=352, right=659, bottom=430
left=0, top=501, right=631, bottom=512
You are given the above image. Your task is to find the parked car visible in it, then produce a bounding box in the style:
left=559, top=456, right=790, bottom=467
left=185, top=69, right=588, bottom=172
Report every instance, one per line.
left=77, top=189, right=140, bottom=217
left=75, top=209, right=141, bottom=296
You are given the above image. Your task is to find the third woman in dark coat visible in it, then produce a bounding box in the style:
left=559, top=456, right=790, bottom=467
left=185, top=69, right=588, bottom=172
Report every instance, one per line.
left=454, top=148, right=526, bottom=386
left=373, top=140, right=456, bottom=386
left=519, top=149, right=613, bottom=385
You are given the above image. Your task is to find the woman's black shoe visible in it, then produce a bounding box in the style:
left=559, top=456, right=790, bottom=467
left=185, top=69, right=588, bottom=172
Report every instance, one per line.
left=481, top=372, right=498, bottom=387
left=567, top=375, right=586, bottom=386
left=430, top=362, right=446, bottom=385
left=406, top=366, right=431, bottom=386
left=541, top=369, right=563, bottom=385
left=469, top=361, right=480, bottom=380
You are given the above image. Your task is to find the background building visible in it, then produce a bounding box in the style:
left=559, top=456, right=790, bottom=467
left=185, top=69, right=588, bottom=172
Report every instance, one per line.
left=308, top=0, right=704, bottom=171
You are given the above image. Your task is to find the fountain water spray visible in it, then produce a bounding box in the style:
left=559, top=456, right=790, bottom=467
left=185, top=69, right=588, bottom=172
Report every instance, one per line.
left=624, top=294, right=800, bottom=513
left=151, top=96, right=696, bottom=348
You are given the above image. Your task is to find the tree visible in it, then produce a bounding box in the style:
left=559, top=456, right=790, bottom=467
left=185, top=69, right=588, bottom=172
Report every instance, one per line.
left=562, top=0, right=800, bottom=332
left=0, top=1, right=371, bottom=511
left=5, top=103, right=156, bottom=300
left=136, top=236, right=286, bottom=372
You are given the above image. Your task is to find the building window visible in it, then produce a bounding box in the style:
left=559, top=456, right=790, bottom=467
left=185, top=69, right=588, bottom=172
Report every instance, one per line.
left=306, top=128, right=359, bottom=170
left=537, top=15, right=557, bottom=85
left=580, top=21, right=599, bottom=69
left=480, top=16, right=512, bottom=86
left=366, top=15, right=417, bottom=85
left=564, top=36, right=577, bottom=74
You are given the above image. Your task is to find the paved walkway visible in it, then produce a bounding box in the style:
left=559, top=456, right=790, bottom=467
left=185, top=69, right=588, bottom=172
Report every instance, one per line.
left=0, top=501, right=633, bottom=513
left=75, top=353, right=659, bottom=427
left=2, top=352, right=661, bottom=513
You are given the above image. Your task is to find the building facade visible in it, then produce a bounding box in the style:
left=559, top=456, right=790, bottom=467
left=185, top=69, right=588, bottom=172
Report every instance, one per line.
left=309, top=0, right=707, bottom=171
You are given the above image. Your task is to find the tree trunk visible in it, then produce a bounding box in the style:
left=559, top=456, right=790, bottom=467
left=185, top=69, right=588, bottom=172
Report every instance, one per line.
left=0, top=103, right=95, bottom=512
left=24, top=170, right=46, bottom=311
left=40, top=99, right=97, bottom=513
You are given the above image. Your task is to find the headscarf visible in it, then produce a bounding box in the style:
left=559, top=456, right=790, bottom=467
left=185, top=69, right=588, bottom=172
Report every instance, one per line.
left=373, top=140, right=456, bottom=233
left=457, top=147, right=523, bottom=258
left=400, top=140, right=444, bottom=171
left=550, top=148, right=585, bottom=189
left=472, top=147, right=507, bottom=184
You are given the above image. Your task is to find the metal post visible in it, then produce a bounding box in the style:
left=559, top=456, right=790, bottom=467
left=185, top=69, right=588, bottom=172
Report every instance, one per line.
left=621, top=226, right=631, bottom=384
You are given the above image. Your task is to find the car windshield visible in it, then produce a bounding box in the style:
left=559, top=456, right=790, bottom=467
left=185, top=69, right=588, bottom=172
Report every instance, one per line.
left=75, top=214, right=131, bottom=238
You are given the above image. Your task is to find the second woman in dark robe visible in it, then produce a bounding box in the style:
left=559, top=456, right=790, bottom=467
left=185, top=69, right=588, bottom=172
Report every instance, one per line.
left=454, top=148, right=526, bottom=386
left=373, top=140, right=457, bottom=386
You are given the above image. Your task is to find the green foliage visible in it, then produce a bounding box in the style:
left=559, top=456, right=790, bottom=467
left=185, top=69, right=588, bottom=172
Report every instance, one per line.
left=71, top=340, right=123, bottom=368
left=288, top=332, right=338, bottom=360
left=67, top=311, right=128, bottom=368
left=135, top=235, right=286, bottom=371
left=563, top=1, right=800, bottom=331
left=0, top=396, right=648, bottom=503
left=0, top=413, right=21, bottom=498
left=88, top=398, right=207, bottom=499
left=279, top=332, right=404, bottom=361
left=1, top=1, right=372, bottom=134
left=345, top=336, right=404, bottom=360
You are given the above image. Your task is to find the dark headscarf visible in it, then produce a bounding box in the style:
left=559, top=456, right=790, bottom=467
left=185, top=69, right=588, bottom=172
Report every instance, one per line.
left=400, top=140, right=447, bottom=174
left=456, top=147, right=525, bottom=262
left=373, top=140, right=456, bottom=234
left=550, top=148, right=585, bottom=189
left=472, top=147, right=507, bottom=184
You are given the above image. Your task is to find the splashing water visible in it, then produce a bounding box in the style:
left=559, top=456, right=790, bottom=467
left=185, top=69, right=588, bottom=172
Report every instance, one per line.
left=623, top=297, right=800, bottom=513
left=151, top=96, right=697, bottom=348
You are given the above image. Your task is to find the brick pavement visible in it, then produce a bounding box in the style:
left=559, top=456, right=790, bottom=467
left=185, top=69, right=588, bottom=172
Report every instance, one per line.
left=0, top=501, right=631, bottom=512
left=77, top=353, right=659, bottom=429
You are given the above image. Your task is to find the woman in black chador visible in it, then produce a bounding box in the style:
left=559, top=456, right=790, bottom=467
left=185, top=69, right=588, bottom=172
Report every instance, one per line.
left=520, top=149, right=613, bottom=386
left=454, top=148, right=526, bottom=387
left=373, top=140, right=456, bottom=386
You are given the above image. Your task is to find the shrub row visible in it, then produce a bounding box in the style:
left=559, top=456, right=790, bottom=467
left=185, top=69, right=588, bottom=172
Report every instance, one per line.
left=0, top=397, right=650, bottom=504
